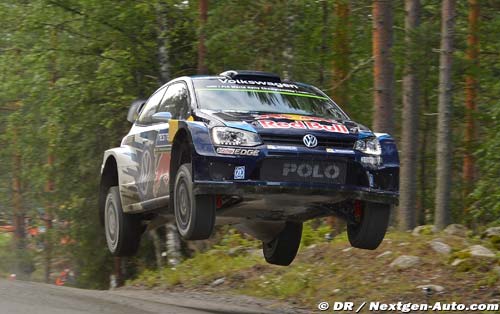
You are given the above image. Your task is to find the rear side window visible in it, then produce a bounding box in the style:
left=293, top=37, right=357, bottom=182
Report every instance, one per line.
left=158, top=82, right=190, bottom=119
left=137, top=87, right=167, bottom=125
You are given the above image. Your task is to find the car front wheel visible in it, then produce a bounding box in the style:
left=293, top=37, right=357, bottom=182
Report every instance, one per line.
left=174, top=163, right=216, bottom=240
left=262, top=222, right=302, bottom=266
left=105, top=186, right=143, bottom=256
left=347, top=201, right=390, bottom=250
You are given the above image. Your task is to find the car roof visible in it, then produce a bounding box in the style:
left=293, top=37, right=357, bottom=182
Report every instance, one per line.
left=189, top=75, right=315, bottom=90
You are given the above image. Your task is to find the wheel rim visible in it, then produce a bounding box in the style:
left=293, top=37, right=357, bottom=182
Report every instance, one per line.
left=176, top=179, right=191, bottom=230
left=138, top=149, right=152, bottom=196
left=105, top=199, right=119, bottom=252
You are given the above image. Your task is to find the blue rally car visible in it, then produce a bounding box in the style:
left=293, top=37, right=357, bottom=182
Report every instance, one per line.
left=99, top=70, right=399, bottom=266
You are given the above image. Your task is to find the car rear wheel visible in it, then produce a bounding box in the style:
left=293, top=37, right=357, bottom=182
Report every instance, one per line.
left=347, top=201, right=390, bottom=250
left=262, top=222, right=302, bottom=266
left=174, top=163, right=216, bottom=240
left=105, top=186, right=143, bottom=256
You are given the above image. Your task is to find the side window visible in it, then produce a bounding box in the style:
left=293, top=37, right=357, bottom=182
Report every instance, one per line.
left=158, top=82, right=190, bottom=120
left=137, top=87, right=167, bottom=125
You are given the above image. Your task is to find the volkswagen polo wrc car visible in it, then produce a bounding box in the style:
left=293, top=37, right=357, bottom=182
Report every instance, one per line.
left=99, top=70, right=399, bottom=266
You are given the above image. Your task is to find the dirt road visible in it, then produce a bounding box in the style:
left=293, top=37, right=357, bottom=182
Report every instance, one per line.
left=0, top=279, right=303, bottom=314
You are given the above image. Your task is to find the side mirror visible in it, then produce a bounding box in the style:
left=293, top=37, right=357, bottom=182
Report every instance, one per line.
left=152, top=112, right=172, bottom=123
left=127, top=99, right=147, bottom=123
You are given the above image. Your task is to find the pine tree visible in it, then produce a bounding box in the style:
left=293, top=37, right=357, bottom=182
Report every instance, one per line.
left=332, top=0, right=350, bottom=106
left=435, top=0, right=456, bottom=230
left=197, top=0, right=208, bottom=74
left=372, top=0, right=394, bottom=134
left=463, top=0, right=479, bottom=211
left=399, top=0, right=420, bottom=230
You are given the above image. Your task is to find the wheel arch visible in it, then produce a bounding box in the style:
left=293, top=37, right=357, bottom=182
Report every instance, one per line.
left=99, top=155, right=119, bottom=225
left=169, top=128, right=194, bottom=202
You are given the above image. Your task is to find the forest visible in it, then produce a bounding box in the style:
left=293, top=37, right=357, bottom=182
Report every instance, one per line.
left=0, top=0, right=499, bottom=290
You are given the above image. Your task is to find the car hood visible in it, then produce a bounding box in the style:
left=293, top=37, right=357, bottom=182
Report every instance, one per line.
left=197, top=109, right=373, bottom=139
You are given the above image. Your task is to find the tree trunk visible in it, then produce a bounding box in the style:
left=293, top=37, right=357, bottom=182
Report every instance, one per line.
left=149, top=229, right=164, bottom=269
left=197, top=0, right=208, bottom=75
left=44, top=27, right=59, bottom=284
left=156, top=0, right=170, bottom=84
left=435, top=0, right=455, bottom=230
left=319, top=0, right=328, bottom=86
left=165, top=222, right=181, bottom=266
left=372, top=0, right=394, bottom=134
left=281, top=3, right=295, bottom=80
left=113, top=257, right=123, bottom=288
left=11, top=125, right=25, bottom=250
left=463, top=0, right=479, bottom=211
left=418, top=89, right=430, bottom=225
left=11, top=120, right=27, bottom=279
left=332, top=0, right=350, bottom=106
left=44, top=153, right=54, bottom=284
left=399, top=0, right=420, bottom=231
left=44, top=145, right=55, bottom=284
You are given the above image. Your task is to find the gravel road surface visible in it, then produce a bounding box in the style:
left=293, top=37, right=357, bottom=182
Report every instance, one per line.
left=0, top=279, right=304, bottom=314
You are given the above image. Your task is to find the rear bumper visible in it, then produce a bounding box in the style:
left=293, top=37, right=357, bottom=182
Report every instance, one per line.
left=193, top=180, right=399, bottom=205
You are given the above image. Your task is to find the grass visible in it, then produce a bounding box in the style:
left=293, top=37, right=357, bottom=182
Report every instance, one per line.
left=128, top=223, right=500, bottom=312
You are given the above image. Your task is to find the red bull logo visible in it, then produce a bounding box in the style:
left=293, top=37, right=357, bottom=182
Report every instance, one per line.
left=258, top=119, right=348, bottom=134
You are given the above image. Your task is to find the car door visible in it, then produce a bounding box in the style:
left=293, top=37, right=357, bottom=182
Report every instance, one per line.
left=152, top=81, right=191, bottom=199
left=131, top=86, right=168, bottom=202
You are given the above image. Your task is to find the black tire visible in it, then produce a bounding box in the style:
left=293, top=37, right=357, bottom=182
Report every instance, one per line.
left=262, top=222, right=302, bottom=266
left=174, top=163, right=216, bottom=240
left=347, top=202, right=390, bottom=250
left=104, top=186, right=143, bottom=256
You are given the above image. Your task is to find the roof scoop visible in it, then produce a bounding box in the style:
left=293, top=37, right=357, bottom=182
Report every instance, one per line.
left=219, top=70, right=281, bottom=83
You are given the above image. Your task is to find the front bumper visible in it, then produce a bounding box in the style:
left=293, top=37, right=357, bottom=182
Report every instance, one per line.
left=193, top=180, right=398, bottom=204
left=191, top=141, right=399, bottom=207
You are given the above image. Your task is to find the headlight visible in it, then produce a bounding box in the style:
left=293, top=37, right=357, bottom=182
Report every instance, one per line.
left=211, top=127, right=262, bottom=147
left=354, top=137, right=381, bottom=155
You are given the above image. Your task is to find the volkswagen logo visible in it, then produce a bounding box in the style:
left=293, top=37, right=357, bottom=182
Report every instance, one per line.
left=303, top=134, right=318, bottom=148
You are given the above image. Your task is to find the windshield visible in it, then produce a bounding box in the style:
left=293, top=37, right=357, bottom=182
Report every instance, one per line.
left=193, top=78, right=348, bottom=120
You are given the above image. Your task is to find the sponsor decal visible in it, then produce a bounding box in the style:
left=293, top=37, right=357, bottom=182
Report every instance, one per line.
left=155, top=130, right=170, bottom=150
left=234, top=166, right=245, bottom=180
left=326, top=148, right=355, bottom=154
left=258, top=119, right=306, bottom=129
left=254, top=113, right=335, bottom=124
left=361, top=156, right=382, bottom=166
left=258, top=120, right=349, bottom=134
left=216, top=147, right=259, bottom=156
left=218, top=78, right=299, bottom=89
left=283, top=163, right=340, bottom=179
left=198, top=87, right=327, bottom=100
left=153, top=153, right=170, bottom=197
left=267, top=145, right=297, bottom=151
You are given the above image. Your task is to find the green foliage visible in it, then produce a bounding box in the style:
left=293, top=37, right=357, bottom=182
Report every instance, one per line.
left=214, top=227, right=261, bottom=250
left=0, top=234, right=35, bottom=279
left=130, top=248, right=262, bottom=289
left=0, top=234, right=15, bottom=277
left=300, top=220, right=331, bottom=247
left=468, top=3, right=500, bottom=227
